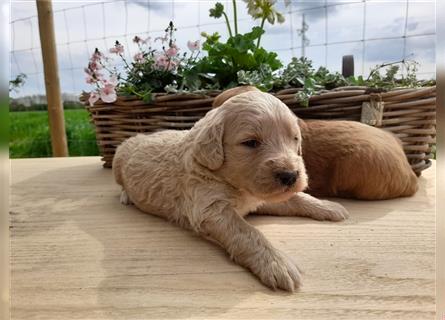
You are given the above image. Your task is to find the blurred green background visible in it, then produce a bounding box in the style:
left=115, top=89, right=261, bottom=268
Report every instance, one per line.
left=0, top=99, right=7, bottom=150
left=9, top=106, right=99, bottom=158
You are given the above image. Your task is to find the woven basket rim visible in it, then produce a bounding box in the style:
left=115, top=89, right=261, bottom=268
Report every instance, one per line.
left=79, top=85, right=436, bottom=105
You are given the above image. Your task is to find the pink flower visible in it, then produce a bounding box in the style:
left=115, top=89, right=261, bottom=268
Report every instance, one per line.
left=109, top=43, right=124, bottom=55
left=154, top=55, right=167, bottom=68
left=100, top=84, right=117, bottom=103
left=88, top=91, right=100, bottom=106
left=165, top=44, right=178, bottom=57
left=95, top=71, right=104, bottom=80
left=88, top=61, right=102, bottom=71
left=100, top=74, right=119, bottom=87
left=84, top=67, right=93, bottom=76
left=169, top=60, right=178, bottom=71
left=155, top=34, right=168, bottom=43
left=142, top=36, right=151, bottom=44
left=154, top=54, right=177, bottom=71
left=134, top=36, right=151, bottom=45
left=84, top=66, right=104, bottom=84
left=187, top=40, right=200, bottom=52
left=108, top=75, right=119, bottom=86
left=133, top=52, right=145, bottom=63
left=91, top=50, right=103, bottom=62
left=85, top=75, right=95, bottom=84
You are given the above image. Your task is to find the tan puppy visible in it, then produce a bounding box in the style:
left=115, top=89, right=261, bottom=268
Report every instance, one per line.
left=114, top=91, right=348, bottom=292
left=213, top=86, right=418, bottom=200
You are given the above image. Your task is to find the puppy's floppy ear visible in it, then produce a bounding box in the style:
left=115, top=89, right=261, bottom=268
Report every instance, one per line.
left=297, top=118, right=307, bottom=130
left=212, top=86, right=260, bottom=108
left=296, top=118, right=306, bottom=156
left=192, top=110, right=225, bottom=170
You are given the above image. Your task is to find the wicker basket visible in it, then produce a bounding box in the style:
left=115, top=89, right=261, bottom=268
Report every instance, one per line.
left=82, top=86, right=436, bottom=175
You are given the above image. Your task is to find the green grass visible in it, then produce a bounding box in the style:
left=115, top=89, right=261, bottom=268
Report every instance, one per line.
left=0, top=98, right=8, bottom=150
left=10, top=109, right=99, bottom=158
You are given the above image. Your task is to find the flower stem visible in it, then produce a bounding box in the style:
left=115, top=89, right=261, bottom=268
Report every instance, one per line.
left=128, top=86, right=146, bottom=99
left=222, top=12, right=233, bottom=38
left=193, top=51, right=201, bottom=63
left=232, top=0, right=238, bottom=35
left=256, top=17, right=266, bottom=48
left=366, top=59, right=406, bottom=81
left=99, top=61, right=115, bottom=75
left=119, top=54, right=131, bottom=70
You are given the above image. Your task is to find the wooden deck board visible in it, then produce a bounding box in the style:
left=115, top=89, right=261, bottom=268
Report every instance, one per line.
left=10, top=157, right=436, bottom=320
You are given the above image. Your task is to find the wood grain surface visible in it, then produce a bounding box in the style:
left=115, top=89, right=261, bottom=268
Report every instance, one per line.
left=10, top=157, right=436, bottom=320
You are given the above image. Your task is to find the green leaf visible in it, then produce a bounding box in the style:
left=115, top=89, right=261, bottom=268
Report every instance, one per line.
left=304, top=77, right=315, bottom=90
left=201, top=32, right=221, bottom=47
left=142, top=91, right=152, bottom=103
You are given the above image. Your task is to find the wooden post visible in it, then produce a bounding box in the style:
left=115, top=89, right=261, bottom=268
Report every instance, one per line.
left=36, top=0, right=68, bottom=157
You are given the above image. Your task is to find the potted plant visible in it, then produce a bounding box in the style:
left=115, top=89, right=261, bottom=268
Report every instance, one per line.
left=82, top=0, right=436, bottom=172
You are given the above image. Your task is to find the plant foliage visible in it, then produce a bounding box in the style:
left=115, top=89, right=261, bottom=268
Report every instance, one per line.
left=83, top=1, right=435, bottom=107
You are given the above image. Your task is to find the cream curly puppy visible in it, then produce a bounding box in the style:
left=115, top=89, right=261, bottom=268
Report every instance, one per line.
left=113, top=91, right=348, bottom=291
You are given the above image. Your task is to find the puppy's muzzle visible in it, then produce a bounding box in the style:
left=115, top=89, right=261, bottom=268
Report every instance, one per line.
left=275, top=170, right=299, bottom=187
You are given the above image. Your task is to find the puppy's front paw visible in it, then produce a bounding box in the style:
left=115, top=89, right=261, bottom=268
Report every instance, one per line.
left=253, top=249, right=302, bottom=292
left=316, top=200, right=349, bottom=221
left=120, top=190, right=133, bottom=205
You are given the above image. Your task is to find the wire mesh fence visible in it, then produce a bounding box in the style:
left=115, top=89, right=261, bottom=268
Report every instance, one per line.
left=9, top=0, right=436, bottom=157
left=10, top=0, right=435, bottom=97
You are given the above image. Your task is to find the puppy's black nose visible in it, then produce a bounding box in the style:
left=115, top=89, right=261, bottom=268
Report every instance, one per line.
left=276, top=171, right=298, bottom=187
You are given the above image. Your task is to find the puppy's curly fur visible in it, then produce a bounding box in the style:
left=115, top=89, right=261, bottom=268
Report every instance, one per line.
left=114, top=91, right=348, bottom=292
left=213, top=86, right=418, bottom=200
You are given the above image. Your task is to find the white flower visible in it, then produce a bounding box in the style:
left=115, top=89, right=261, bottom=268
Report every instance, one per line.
left=100, top=84, right=117, bottom=103
left=108, top=75, right=119, bottom=86
left=153, top=54, right=178, bottom=71
left=155, top=34, right=169, bottom=44
left=133, top=52, right=145, bottom=63
left=166, top=44, right=179, bottom=57
left=109, top=44, right=124, bottom=55
left=88, top=91, right=100, bottom=106
left=187, top=40, right=200, bottom=52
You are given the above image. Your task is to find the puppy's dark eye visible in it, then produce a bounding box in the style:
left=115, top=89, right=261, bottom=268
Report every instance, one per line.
left=294, top=136, right=299, bottom=141
left=241, top=139, right=260, bottom=148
